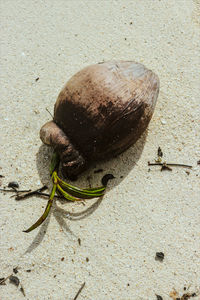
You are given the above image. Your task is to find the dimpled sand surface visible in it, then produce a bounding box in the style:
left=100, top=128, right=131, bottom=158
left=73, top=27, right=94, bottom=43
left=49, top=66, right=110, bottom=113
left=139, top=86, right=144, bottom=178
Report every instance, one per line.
left=0, top=1, right=200, bottom=299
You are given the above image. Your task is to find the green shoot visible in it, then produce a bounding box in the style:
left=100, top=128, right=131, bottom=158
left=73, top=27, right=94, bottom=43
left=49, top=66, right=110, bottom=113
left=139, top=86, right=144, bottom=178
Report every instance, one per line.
left=24, top=151, right=106, bottom=233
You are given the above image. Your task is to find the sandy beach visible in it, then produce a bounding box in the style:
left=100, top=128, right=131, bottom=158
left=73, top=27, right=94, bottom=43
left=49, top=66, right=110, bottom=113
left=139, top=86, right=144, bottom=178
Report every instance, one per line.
left=0, top=1, right=200, bottom=299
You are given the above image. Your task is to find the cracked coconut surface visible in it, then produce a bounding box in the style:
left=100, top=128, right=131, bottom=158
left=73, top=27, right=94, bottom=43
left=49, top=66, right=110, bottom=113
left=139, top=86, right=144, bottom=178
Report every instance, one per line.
left=0, top=1, right=199, bottom=299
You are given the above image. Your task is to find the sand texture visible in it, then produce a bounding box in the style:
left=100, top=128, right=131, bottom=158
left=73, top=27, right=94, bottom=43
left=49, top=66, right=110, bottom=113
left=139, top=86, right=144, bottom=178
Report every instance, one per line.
left=0, top=1, right=200, bottom=299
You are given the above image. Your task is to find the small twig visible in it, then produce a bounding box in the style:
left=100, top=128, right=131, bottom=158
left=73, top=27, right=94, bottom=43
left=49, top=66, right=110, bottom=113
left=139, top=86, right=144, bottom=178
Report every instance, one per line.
left=0, top=274, right=12, bottom=285
left=15, top=186, right=48, bottom=200
left=20, top=285, right=26, bottom=297
left=148, top=162, right=192, bottom=168
left=0, top=188, right=31, bottom=193
left=46, top=107, right=53, bottom=118
left=73, top=282, right=86, bottom=300
left=31, top=191, right=65, bottom=199
left=15, top=190, right=65, bottom=200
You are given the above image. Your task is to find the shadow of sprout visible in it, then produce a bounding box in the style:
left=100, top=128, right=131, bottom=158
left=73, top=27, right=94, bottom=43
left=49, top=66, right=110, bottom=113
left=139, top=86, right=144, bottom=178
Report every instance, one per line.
left=53, top=195, right=104, bottom=221
left=24, top=195, right=104, bottom=254
left=24, top=129, right=147, bottom=253
left=24, top=212, right=51, bottom=254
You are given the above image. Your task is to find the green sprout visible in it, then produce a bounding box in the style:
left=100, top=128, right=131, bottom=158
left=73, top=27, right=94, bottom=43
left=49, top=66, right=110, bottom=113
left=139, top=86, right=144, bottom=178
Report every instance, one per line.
left=24, top=152, right=106, bottom=233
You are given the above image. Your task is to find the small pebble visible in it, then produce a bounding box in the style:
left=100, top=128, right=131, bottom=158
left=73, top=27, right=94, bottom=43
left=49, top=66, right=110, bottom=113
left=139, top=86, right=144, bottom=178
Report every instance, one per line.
left=192, top=293, right=197, bottom=297
left=156, top=295, right=163, bottom=300
left=8, top=181, right=19, bottom=189
left=155, top=252, right=165, bottom=262
left=13, top=267, right=18, bottom=274
left=101, top=174, right=115, bottom=186
left=9, top=275, right=20, bottom=287
left=161, top=119, right=167, bottom=125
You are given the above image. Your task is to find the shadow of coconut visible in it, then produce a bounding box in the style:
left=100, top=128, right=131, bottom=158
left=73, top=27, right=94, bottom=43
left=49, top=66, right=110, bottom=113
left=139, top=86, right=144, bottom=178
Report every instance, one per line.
left=36, top=129, right=147, bottom=187
left=24, top=130, right=147, bottom=253
left=36, top=129, right=147, bottom=216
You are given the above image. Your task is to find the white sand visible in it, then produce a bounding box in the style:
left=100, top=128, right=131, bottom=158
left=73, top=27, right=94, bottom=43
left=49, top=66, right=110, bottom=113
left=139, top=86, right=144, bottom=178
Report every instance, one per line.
left=0, top=1, right=200, bottom=299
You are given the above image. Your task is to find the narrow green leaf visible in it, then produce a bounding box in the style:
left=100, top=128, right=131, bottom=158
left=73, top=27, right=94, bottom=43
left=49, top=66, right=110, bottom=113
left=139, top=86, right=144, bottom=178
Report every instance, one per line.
left=83, top=186, right=105, bottom=193
left=57, top=184, right=83, bottom=202
left=58, top=180, right=104, bottom=199
left=57, top=175, right=105, bottom=196
left=23, top=184, right=56, bottom=233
